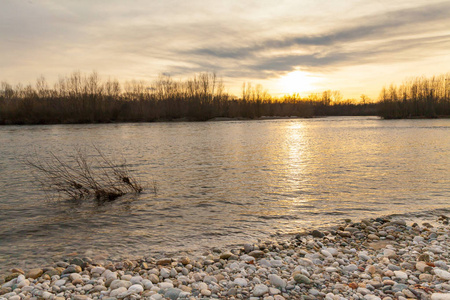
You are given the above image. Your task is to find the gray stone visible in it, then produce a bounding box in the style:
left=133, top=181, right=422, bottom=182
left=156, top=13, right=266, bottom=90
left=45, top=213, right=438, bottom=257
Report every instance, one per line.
left=392, top=284, right=408, bottom=293
left=269, top=274, right=286, bottom=289
left=293, top=274, right=311, bottom=284
left=165, top=288, right=182, bottom=300
left=109, top=279, right=132, bottom=290
left=435, top=269, right=450, bottom=280
left=253, top=284, right=269, bottom=297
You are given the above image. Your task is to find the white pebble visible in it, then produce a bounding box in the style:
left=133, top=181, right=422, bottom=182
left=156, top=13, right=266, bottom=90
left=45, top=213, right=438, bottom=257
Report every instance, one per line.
left=128, top=284, right=144, bottom=294
left=234, top=277, right=248, bottom=287
left=435, top=269, right=450, bottom=281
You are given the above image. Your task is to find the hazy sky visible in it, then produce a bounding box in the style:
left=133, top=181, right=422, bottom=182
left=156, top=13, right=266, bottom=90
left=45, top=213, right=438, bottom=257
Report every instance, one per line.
left=1, top=0, right=450, bottom=99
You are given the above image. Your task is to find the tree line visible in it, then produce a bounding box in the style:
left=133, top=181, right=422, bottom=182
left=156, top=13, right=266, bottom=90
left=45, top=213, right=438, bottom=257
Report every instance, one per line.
left=0, top=71, right=377, bottom=125
left=379, top=72, right=450, bottom=118
left=5, top=71, right=450, bottom=124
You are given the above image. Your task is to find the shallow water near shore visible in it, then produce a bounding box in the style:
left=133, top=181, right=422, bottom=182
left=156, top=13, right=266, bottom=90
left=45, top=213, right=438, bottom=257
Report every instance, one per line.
left=0, top=116, right=449, bottom=273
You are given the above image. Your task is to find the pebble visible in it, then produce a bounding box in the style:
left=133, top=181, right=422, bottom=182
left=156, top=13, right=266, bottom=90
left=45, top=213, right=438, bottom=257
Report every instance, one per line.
left=268, top=274, right=286, bottom=289
left=234, top=277, right=248, bottom=287
left=128, top=284, right=144, bottom=294
left=431, top=294, right=450, bottom=300
left=294, top=274, right=311, bottom=284
left=0, top=216, right=448, bottom=300
left=25, top=268, right=43, bottom=279
left=253, top=284, right=269, bottom=296
left=435, top=269, right=450, bottom=280
left=164, top=288, right=182, bottom=300
left=110, top=287, right=127, bottom=297
left=394, top=271, right=408, bottom=280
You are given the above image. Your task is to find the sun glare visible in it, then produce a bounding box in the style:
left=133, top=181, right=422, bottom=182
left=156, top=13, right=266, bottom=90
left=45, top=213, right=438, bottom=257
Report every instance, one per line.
left=278, top=71, right=320, bottom=95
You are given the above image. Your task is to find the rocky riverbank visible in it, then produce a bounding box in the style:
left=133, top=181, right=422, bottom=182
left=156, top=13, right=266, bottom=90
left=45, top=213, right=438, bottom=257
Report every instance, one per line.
left=1, top=215, right=449, bottom=300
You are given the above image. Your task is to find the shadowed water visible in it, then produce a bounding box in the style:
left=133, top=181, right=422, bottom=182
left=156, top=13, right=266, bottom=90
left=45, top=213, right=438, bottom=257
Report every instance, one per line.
left=0, top=116, right=449, bottom=273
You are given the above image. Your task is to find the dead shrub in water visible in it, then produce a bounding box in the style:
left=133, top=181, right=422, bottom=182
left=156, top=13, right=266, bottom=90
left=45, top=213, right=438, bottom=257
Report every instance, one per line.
left=26, top=147, right=143, bottom=201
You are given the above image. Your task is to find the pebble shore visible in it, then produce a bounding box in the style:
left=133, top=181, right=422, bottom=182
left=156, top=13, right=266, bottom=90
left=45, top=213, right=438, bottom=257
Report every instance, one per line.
left=1, top=215, right=449, bottom=300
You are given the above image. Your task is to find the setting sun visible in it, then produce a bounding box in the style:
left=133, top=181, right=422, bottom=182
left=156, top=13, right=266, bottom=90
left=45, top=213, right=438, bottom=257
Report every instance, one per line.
left=278, top=70, right=321, bottom=95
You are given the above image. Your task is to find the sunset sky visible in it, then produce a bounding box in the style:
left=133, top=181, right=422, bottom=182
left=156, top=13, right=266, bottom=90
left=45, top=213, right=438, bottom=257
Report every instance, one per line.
left=1, top=0, right=450, bottom=99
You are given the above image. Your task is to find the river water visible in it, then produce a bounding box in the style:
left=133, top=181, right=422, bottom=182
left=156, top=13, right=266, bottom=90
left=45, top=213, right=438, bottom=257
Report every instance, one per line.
left=0, top=117, right=449, bottom=273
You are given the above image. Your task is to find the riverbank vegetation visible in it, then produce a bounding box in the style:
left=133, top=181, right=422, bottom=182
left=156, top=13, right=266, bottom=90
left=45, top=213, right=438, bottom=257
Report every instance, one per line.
left=0, top=71, right=375, bottom=124
left=1, top=71, right=449, bottom=124
left=379, top=72, right=450, bottom=118
left=26, top=147, right=143, bottom=202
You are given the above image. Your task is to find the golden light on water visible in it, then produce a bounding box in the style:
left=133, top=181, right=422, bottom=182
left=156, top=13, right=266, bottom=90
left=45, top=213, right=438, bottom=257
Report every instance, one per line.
left=278, top=70, right=321, bottom=95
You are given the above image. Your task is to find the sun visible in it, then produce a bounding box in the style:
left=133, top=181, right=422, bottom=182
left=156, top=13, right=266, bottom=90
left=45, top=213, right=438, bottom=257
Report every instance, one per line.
left=278, top=70, right=320, bottom=95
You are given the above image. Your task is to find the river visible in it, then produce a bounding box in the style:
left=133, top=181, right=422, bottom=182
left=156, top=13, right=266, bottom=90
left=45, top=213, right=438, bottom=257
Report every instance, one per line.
left=0, top=116, right=449, bottom=273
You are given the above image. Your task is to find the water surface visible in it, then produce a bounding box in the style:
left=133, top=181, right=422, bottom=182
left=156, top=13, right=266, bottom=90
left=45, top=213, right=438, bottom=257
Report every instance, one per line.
left=0, top=117, right=449, bottom=272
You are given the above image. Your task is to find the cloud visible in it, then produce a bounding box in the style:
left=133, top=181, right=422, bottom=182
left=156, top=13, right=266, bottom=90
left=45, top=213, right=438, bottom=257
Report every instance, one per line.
left=1, top=0, right=450, bottom=98
left=180, top=1, right=450, bottom=77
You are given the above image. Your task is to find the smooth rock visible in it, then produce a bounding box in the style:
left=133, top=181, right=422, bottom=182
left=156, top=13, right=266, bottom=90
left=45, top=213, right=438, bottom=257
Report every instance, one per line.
left=159, top=282, right=174, bottom=290
left=392, top=283, right=408, bottom=293
left=435, top=269, right=450, bottom=280
left=220, top=252, right=233, bottom=259
left=344, top=264, right=358, bottom=272
left=142, top=279, right=153, bottom=290
left=364, top=295, right=381, bottom=300
left=268, top=274, right=286, bottom=289
left=110, top=287, right=127, bottom=297
left=149, top=274, right=159, bottom=284
left=165, top=288, right=182, bottom=300
left=311, top=230, right=324, bottom=238
left=160, top=268, right=170, bottom=278
left=25, top=268, right=43, bottom=279
left=416, top=261, right=431, bottom=273
left=394, top=271, right=408, bottom=280
left=294, top=274, right=311, bottom=284
left=253, top=284, right=269, bottom=297
left=234, top=278, right=248, bottom=287
left=269, top=287, right=281, bottom=295
left=431, top=294, right=450, bottom=300
left=383, top=249, right=396, bottom=258
left=249, top=250, right=265, bottom=258
left=419, top=274, right=433, bottom=281
left=128, top=284, right=144, bottom=294
left=69, top=273, right=82, bottom=281
left=156, top=258, right=172, bottom=265
left=110, top=279, right=132, bottom=290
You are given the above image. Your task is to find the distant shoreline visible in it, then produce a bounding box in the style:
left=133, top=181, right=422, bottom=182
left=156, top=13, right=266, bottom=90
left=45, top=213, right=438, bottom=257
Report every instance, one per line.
left=4, top=114, right=449, bottom=126
left=3, top=114, right=450, bottom=126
